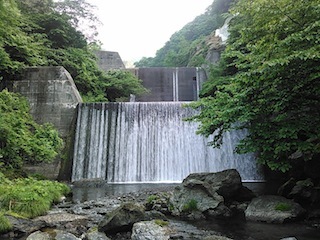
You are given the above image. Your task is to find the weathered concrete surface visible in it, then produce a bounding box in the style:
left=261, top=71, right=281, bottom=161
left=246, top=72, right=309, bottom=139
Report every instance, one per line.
left=9, top=66, right=82, bottom=136
left=94, top=50, right=125, bottom=71
left=7, top=66, right=82, bottom=179
left=132, top=67, right=207, bottom=102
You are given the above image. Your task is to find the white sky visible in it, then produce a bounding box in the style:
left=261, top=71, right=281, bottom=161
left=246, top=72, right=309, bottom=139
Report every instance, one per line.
left=87, top=0, right=213, bottom=63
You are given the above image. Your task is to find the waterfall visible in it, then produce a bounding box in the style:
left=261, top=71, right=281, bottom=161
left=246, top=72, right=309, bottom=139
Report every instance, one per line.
left=72, top=102, right=263, bottom=182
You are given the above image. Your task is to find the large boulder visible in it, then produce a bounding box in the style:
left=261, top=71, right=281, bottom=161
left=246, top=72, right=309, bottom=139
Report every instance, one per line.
left=3, top=215, right=46, bottom=239
left=86, top=229, right=111, bottom=240
left=170, top=169, right=254, bottom=219
left=26, top=230, right=81, bottom=240
left=278, top=178, right=320, bottom=208
left=98, top=202, right=145, bottom=234
left=54, top=231, right=80, bottom=240
left=35, top=213, right=88, bottom=236
left=26, top=231, right=51, bottom=240
left=204, top=236, right=233, bottom=240
left=245, top=195, right=306, bottom=223
left=182, top=169, right=242, bottom=201
left=131, top=220, right=170, bottom=240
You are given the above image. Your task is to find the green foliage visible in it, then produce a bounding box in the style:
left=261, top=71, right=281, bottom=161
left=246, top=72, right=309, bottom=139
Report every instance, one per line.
left=0, top=175, right=70, bottom=218
left=188, top=0, right=320, bottom=172
left=182, top=199, right=198, bottom=212
left=0, top=0, right=47, bottom=79
left=275, top=203, right=292, bottom=212
left=53, top=0, right=100, bottom=42
left=0, top=90, right=63, bottom=169
left=0, top=213, right=12, bottom=233
left=154, top=219, right=169, bottom=227
left=147, top=195, right=158, bottom=204
left=134, top=0, right=232, bottom=67
left=103, top=70, right=148, bottom=102
left=47, top=47, right=148, bottom=102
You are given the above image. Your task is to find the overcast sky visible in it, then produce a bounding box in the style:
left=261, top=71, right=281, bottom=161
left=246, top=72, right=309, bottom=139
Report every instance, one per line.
left=87, top=0, right=213, bottom=63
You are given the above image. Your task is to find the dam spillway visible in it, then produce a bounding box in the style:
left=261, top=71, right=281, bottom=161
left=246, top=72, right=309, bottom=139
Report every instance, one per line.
left=72, top=102, right=263, bottom=182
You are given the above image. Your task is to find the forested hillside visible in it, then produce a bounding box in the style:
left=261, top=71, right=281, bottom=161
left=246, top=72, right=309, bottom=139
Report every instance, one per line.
left=189, top=0, right=320, bottom=173
left=0, top=0, right=146, bottom=102
left=135, top=0, right=232, bottom=67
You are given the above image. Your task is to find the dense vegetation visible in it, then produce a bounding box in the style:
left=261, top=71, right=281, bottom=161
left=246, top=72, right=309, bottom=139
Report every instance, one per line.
left=0, top=89, right=63, bottom=172
left=188, top=0, right=320, bottom=172
left=0, top=0, right=147, bottom=102
left=0, top=172, right=70, bottom=233
left=0, top=0, right=123, bottom=230
left=135, top=0, right=232, bottom=67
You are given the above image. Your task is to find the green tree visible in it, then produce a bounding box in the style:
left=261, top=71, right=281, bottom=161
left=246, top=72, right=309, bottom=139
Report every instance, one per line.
left=189, top=0, right=320, bottom=172
left=0, top=0, right=47, bottom=80
left=0, top=90, right=63, bottom=169
left=54, top=0, right=100, bottom=42
left=103, top=70, right=148, bottom=102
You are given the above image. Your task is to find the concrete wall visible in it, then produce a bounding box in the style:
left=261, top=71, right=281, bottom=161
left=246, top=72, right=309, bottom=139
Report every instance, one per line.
left=133, top=67, right=207, bottom=102
left=94, top=50, right=125, bottom=71
left=6, top=66, right=82, bottom=179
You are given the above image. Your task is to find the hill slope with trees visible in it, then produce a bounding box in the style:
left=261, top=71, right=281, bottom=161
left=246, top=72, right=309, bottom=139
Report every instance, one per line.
left=134, top=0, right=232, bottom=67
left=188, top=0, right=320, bottom=174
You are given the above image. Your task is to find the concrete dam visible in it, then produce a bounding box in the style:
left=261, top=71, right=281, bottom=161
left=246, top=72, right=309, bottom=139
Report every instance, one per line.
left=7, top=65, right=263, bottom=182
left=72, top=102, right=263, bottom=182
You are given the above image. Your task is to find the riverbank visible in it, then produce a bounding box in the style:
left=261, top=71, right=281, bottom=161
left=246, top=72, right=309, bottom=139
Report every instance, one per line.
left=2, top=174, right=320, bottom=240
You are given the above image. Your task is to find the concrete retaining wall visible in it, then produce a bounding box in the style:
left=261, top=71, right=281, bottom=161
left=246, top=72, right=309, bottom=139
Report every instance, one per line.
left=6, top=66, right=82, bottom=179
left=94, top=50, right=125, bottom=71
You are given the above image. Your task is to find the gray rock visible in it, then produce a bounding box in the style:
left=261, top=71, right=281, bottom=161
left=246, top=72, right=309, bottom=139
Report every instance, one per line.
left=280, top=238, right=298, bottom=240
left=36, top=213, right=88, bottom=236
left=170, top=169, right=251, bottom=219
left=36, top=213, right=88, bottom=225
left=55, top=230, right=80, bottom=240
left=131, top=220, right=170, bottom=240
left=168, top=219, right=218, bottom=239
left=98, top=202, right=145, bottom=234
left=6, top=215, right=46, bottom=236
left=182, top=169, right=242, bottom=200
left=204, top=236, right=234, bottom=240
left=278, top=178, right=296, bottom=197
left=245, top=195, right=306, bottom=223
left=144, top=210, right=168, bottom=221
left=26, top=231, right=51, bottom=240
left=170, top=186, right=224, bottom=215
left=288, top=178, right=316, bottom=204
left=87, top=229, right=111, bottom=240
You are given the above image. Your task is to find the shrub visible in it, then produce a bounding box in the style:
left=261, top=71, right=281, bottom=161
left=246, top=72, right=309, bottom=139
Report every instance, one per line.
left=154, top=219, right=169, bottom=227
left=0, top=90, right=63, bottom=170
left=147, top=195, right=158, bottom=204
left=275, top=202, right=292, bottom=212
left=182, top=199, right=198, bottom=212
left=0, top=176, right=70, bottom=218
left=0, top=213, right=12, bottom=233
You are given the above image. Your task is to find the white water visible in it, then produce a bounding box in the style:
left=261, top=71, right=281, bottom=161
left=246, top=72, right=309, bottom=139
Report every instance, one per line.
left=72, top=102, right=263, bottom=182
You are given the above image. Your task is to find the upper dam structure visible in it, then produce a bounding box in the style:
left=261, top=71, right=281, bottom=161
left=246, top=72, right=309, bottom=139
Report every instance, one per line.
left=94, top=51, right=208, bottom=102
left=129, top=67, right=207, bottom=102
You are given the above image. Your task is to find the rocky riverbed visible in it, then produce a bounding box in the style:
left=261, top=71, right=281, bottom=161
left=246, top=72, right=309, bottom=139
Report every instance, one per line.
left=2, top=169, right=320, bottom=240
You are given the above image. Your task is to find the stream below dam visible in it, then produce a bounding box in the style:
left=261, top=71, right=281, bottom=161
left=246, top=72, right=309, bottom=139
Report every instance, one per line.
left=71, top=181, right=320, bottom=240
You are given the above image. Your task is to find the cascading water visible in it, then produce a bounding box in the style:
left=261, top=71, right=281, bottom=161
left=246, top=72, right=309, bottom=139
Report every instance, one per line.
left=72, top=102, right=263, bottom=182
